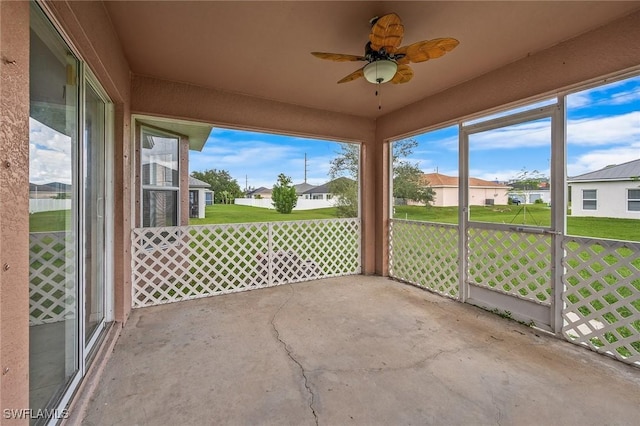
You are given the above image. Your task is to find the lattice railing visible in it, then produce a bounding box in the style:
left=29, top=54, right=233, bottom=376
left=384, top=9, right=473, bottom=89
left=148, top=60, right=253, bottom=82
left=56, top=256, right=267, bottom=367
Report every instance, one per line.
left=132, top=218, right=361, bottom=307
left=29, top=232, right=75, bottom=325
left=389, top=220, right=459, bottom=299
left=467, top=226, right=552, bottom=305
left=562, top=236, right=640, bottom=366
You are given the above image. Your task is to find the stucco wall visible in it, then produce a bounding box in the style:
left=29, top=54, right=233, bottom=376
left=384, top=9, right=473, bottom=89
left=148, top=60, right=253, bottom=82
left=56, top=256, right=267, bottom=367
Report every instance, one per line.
left=469, top=188, right=510, bottom=206
left=570, top=181, right=640, bottom=219
left=408, top=187, right=508, bottom=207
left=0, top=0, right=30, bottom=415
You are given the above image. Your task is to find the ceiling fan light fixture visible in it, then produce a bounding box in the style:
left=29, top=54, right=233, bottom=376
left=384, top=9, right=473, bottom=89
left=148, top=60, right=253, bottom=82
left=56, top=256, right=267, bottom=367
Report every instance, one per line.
left=363, top=60, right=397, bottom=84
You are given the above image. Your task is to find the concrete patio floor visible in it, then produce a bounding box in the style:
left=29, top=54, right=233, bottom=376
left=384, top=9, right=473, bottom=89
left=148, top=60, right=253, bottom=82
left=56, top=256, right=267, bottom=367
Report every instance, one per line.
left=81, top=276, right=640, bottom=425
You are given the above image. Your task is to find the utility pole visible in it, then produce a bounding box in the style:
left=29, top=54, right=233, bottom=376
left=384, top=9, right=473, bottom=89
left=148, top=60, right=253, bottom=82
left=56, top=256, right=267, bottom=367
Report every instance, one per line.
left=245, top=175, right=248, bottom=192
left=304, top=153, right=308, bottom=183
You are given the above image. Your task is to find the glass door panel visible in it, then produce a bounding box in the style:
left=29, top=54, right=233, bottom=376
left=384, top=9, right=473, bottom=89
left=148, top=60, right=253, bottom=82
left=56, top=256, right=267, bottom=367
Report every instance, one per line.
left=84, top=84, right=106, bottom=344
left=468, top=117, right=552, bottom=226
left=29, top=4, right=79, bottom=412
left=462, top=105, right=561, bottom=330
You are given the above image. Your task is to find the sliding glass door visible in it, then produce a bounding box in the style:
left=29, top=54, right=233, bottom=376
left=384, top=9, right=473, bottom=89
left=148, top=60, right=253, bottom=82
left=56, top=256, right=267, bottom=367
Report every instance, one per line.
left=29, top=2, right=110, bottom=418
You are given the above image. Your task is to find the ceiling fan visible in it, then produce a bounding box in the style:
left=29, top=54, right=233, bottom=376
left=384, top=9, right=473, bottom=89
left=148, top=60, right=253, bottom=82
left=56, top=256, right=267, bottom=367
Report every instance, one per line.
left=311, top=13, right=459, bottom=85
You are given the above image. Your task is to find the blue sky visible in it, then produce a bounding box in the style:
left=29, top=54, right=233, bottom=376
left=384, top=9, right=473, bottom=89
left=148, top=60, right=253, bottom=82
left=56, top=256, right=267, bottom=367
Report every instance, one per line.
left=190, top=74, right=639, bottom=189
left=189, top=130, right=344, bottom=190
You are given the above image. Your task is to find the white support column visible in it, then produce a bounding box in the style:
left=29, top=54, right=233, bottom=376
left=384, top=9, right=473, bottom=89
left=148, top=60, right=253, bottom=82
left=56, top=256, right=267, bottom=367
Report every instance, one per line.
left=458, top=124, right=469, bottom=302
left=550, top=98, right=567, bottom=335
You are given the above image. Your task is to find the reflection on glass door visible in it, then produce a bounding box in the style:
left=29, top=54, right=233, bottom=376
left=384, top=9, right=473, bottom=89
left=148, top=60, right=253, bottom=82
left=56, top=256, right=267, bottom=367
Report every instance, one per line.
left=29, top=4, right=79, bottom=412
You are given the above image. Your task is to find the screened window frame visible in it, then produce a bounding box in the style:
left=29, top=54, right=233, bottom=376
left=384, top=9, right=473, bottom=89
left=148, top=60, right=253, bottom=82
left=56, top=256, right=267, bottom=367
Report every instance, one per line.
left=627, top=188, right=640, bottom=212
left=140, top=126, right=181, bottom=228
left=582, top=189, right=597, bottom=211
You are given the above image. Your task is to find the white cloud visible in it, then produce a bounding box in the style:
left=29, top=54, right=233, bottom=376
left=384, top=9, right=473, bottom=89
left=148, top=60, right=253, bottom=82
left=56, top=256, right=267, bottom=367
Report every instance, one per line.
left=607, top=88, right=640, bottom=106
left=566, top=92, right=592, bottom=109
left=567, top=78, right=640, bottom=109
left=567, top=143, right=640, bottom=177
left=450, top=111, right=640, bottom=151
left=468, top=120, right=551, bottom=151
left=190, top=136, right=343, bottom=189
left=29, top=118, right=73, bottom=184
left=567, top=112, right=640, bottom=146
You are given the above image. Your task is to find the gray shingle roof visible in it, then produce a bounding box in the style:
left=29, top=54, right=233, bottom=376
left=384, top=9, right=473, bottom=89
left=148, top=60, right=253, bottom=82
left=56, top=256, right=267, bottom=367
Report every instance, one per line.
left=568, top=158, right=640, bottom=182
left=294, top=182, right=317, bottom=194
left=188, top=176, right=211, bottom=188
left=303, top=177, right=355, bottom=194
left=247, top=186, right=271, bottom=195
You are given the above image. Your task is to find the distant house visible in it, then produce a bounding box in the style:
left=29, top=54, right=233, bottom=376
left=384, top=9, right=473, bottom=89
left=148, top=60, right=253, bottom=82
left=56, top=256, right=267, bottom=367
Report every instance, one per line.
left=302, top=177, right=354, bottom=200
left=29, top=182, right=71, bottom=199
left=294, top=182, right=317, bottom=198
left=416, top=173, right=510, bottom=207
left=568, top=158, right=640, bottom=219
left=188, top=176, right=212, bottom=219
left=246, top=186, right=272, bottom=199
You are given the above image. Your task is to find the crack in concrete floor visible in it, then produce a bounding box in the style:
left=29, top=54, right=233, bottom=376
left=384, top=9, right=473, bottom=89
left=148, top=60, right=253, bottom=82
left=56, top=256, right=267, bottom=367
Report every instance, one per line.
left=270, top=284, right=319, bottom=426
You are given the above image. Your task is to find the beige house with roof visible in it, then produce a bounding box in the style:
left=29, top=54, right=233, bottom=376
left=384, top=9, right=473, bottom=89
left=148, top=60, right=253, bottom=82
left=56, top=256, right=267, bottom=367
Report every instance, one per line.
left=415, top=173, right=510, bottom=207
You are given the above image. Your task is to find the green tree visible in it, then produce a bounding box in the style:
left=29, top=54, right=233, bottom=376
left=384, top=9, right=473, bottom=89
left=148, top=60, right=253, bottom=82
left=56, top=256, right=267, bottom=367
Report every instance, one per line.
left=328, top=139, right=433, bottom=216
left=509, top=168, right=547, bottom=204
left=220, top=190, right=231, bottom=204
left=272, top=173, right=297, bottom=214
left=392, top=139, right=435, bottom=206
left=191, top=169, right=243, bottom=204
left=394, top=163, right=435, bottom=205
left=328, top=177, right=358, bottom=217
left=328, top=144, right=359, bottom=217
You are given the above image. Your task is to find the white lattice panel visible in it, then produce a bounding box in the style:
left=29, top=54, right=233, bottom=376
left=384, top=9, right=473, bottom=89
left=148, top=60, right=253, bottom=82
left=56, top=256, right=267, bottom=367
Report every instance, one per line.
left=389, top=220, right=459, bottom=299
left=271, top=219, right=361, bottom=285
left=468, top=227, right=552, bottom=305
left=29, top=232, right=76, bottom=325
left=562, top=237, right=640, bottom=366
left=132, top=219, right=361, bottom=308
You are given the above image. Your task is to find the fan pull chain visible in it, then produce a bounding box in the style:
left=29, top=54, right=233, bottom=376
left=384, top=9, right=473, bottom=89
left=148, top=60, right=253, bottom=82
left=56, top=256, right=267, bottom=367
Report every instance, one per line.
left=375, top=65, right=382, bottom=109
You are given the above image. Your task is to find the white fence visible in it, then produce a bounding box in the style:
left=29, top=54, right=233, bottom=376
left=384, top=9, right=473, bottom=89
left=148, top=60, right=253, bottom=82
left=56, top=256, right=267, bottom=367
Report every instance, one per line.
left=131, top=218, right=361, bottom=308
left=388, top=218, right=640, bottom=367
left=562, top=236, right=640, bottom=366
left=389, top=220, right=459, bottom=299
left=29, top=232, right=75, bottom=325
left=234, top=198, right=336, bottom=210
left=29, top=199, right=71, bottom=214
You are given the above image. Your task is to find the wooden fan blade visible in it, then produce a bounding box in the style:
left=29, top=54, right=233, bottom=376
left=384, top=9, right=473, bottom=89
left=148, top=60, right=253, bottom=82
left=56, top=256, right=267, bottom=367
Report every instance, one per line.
left=397, top=38, right=459, bottom=63
left=337, top=67, right=364, bottom=84
left=311, top=52, right=366, bottom=62
left=369, top=13, right=404, bottom=53
left=390, top=64, right=413, bottom=84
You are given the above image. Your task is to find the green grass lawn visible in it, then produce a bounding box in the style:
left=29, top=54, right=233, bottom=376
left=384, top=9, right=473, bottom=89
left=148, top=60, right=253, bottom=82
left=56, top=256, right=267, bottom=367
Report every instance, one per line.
left=29, top=210, right=71, bottom=232
left=30, top=204, right=640, bottom=242
left=393, top=204, right=640, bottom=242
left=189, top=204, right=341, bottom=225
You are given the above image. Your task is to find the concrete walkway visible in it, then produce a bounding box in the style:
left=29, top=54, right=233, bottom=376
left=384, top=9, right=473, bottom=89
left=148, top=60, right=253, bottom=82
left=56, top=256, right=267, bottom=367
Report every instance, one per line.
left=82, top=276, right=640, bottom=425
